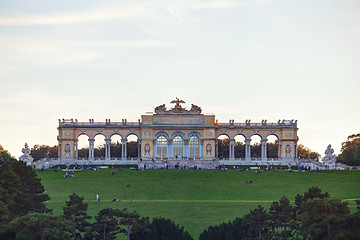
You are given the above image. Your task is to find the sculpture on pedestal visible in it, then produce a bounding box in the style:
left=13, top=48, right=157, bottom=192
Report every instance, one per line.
left=322, top=144, right=336, bottom=168
left=19, top=143, right=33, bottom=166
left=206, top=144, right=212, bottom=156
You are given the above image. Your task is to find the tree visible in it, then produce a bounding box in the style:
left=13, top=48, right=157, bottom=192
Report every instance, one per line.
left=116, top=208, right=149, bottom=240
left=0, top=145, right=16, bottom=166
left=0, top=161, right=50, bottom=220
left=267, top=141, right=279, bottom=159
left=294, top=187, right=329, bottom=215
left=30, top=145, right=57, bottom=161
left=0, top=198, right=12, bottom=239
left=297, top=144, right=321, bottom=161
left=11, top=212, right=72, bottom=240
left=86, top=208, right=119, bottom=240
left=126, top=141, right=139, bottom=158
left=63, top=193, right=92, bottom=239
left=338, top=133, right=360, bottom=166
left=234, top=142, right=245, bottom=158
left=110, top=141, right=122, bottom=158
left=78, top=148, right=89, bottom=158
left=199, top=217, right=246, bottom=240
left=268, top=196, right=296, bottom=239
left=242, top=205, right=270, bottom=239
left=132, top=217, right=192, bottom=240
left=299, top=198, right=350, bottom=239
left=218, top=138, right=229, bottom=158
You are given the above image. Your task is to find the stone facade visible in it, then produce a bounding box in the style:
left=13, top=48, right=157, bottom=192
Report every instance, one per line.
left=57, top=99, right=299, bottom=166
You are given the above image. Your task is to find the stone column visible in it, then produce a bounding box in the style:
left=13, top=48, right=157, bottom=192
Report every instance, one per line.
left=200, top=140, right=204, bottom=158
left=89, top=139, right=95, bottom=159
left=137, top=140, right=141, bottom=159
left=167, top=139, right=173, bottom=159
left=261, top=139, right=267, bottom=160
left=184, top=139, right=189, bottom=159
left=122, top=139, right=127, bottom=159
left=58, top=140, right=61, bottom=158
left=245, top=139, right=251, bottom=160
left=278, top=140, right=282, bottom=159
left=295, top=142, right=298, bottom=159
left=74, top=140, right=78, bottom=159
left=153, top=139, right=157, bottom=158
left=215, top=140, right=219, bottom=159
left=229, top=139, right=235, bottom=160
left=105, top=138, right=111, bottom=160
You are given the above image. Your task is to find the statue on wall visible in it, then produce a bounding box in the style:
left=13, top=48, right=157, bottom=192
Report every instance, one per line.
left=322, top=144, right=336, bottom=167
left=206, top=144, right=212, bottom=156
left=144, top=144, right=150, bottom=156
left=19, top=143, right=33, bottom=166
left=64, top=144, right=71, bottom=157
left=285, top=145, right=291, bottom=157
left=154, top=98, right=202, bottom=115
left=190, top=104, right=202, bottom=114
left=154, top=104, right=167, bottom=114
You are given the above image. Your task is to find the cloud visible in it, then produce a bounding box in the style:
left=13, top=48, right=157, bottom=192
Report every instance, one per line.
left=0, top=0, right=237, bottom=26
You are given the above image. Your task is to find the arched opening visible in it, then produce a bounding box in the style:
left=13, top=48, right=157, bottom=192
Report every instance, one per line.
left=234, top=135, right=246, bottom=159
left=267, top=134, right=279, bottom=159
left=156, top=135, right=167, bottom=158
left=110, top=134, right=122, bottom=159
left=250, top=134, right=262, bottom=159
left=173, top=135, right=183, bottom=158
left=189, top=135, right=200, bottom=159
left=126, top=134, right=139, bottom=158
left=217, top=134, right=230, bottom=159
left=77, top=134, right=89, bottom=159
left=94, top=134, right=105, bottom=159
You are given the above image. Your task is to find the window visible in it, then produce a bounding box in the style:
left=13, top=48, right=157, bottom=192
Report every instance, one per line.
left=156, top=136, right=167, bottom=157
left=189, top=135, right=200, bottom=158
left=173, top=136, right=183, bottom=157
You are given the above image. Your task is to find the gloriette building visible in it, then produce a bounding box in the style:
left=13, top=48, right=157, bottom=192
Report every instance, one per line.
left=57, top=99, right=299, bottom=168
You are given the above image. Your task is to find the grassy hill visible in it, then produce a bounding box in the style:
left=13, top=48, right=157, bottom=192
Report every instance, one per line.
left=39, top=168, right=360, bottom=239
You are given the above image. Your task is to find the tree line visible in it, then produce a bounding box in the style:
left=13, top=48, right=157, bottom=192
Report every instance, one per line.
left=200, top=187, right=360, bottom=239
left=0, top=160, right=192, bottom=240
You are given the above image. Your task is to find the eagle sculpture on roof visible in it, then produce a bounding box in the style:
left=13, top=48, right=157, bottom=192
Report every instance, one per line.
left=170, top=97, right=185, bottom=109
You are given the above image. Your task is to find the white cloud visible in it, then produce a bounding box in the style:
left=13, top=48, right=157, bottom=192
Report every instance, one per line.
left=0, top=0, right=237, bottom=26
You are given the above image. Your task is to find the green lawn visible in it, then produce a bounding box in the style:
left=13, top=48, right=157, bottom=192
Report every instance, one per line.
left=39, top=168, right=360, bottom=239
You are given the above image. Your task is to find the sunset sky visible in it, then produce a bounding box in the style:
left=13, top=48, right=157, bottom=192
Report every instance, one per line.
left=0, top=0, right=359, bottom=157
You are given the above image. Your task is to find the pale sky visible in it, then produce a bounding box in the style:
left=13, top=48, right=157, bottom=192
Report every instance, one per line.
left=0, top=0, right=359, bottom=158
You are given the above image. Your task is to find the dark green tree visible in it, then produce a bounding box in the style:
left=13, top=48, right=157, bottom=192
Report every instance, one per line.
left=294, top=187, right=329, bottom=215
left=199, top=217, right=246, bottom=240
left=85, top=208, right=119, bottom=240
left=116, top=208, right=149, bottom=240
left=234, top=142, right=245, bottom=158
left=267, top=141, right=279, bottom=158
left=268, top=196, right=296, bottom=239
left=299, top=198, right=350, bottom=239
left=0, top=145, right=16, bottom=166
left=126, top=141, right=139, bottom=158
left=78, top=148, right=89, bottom=158
left=242, top=205, right=270, bottom=239
left=338, top=133, right=360, bottom=166
left=11, top=212, right=72, bottom=240
left=0, top=197, right=12, bottom=239
left=132, top=217, right=192, bottom=240
left=110, top=141, right=122, bottom=158
left=218, top=138, right=229, bottom=158
left=63, top=193, right=92, bottom=239
left=0, top=161, right=50, bottom=220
